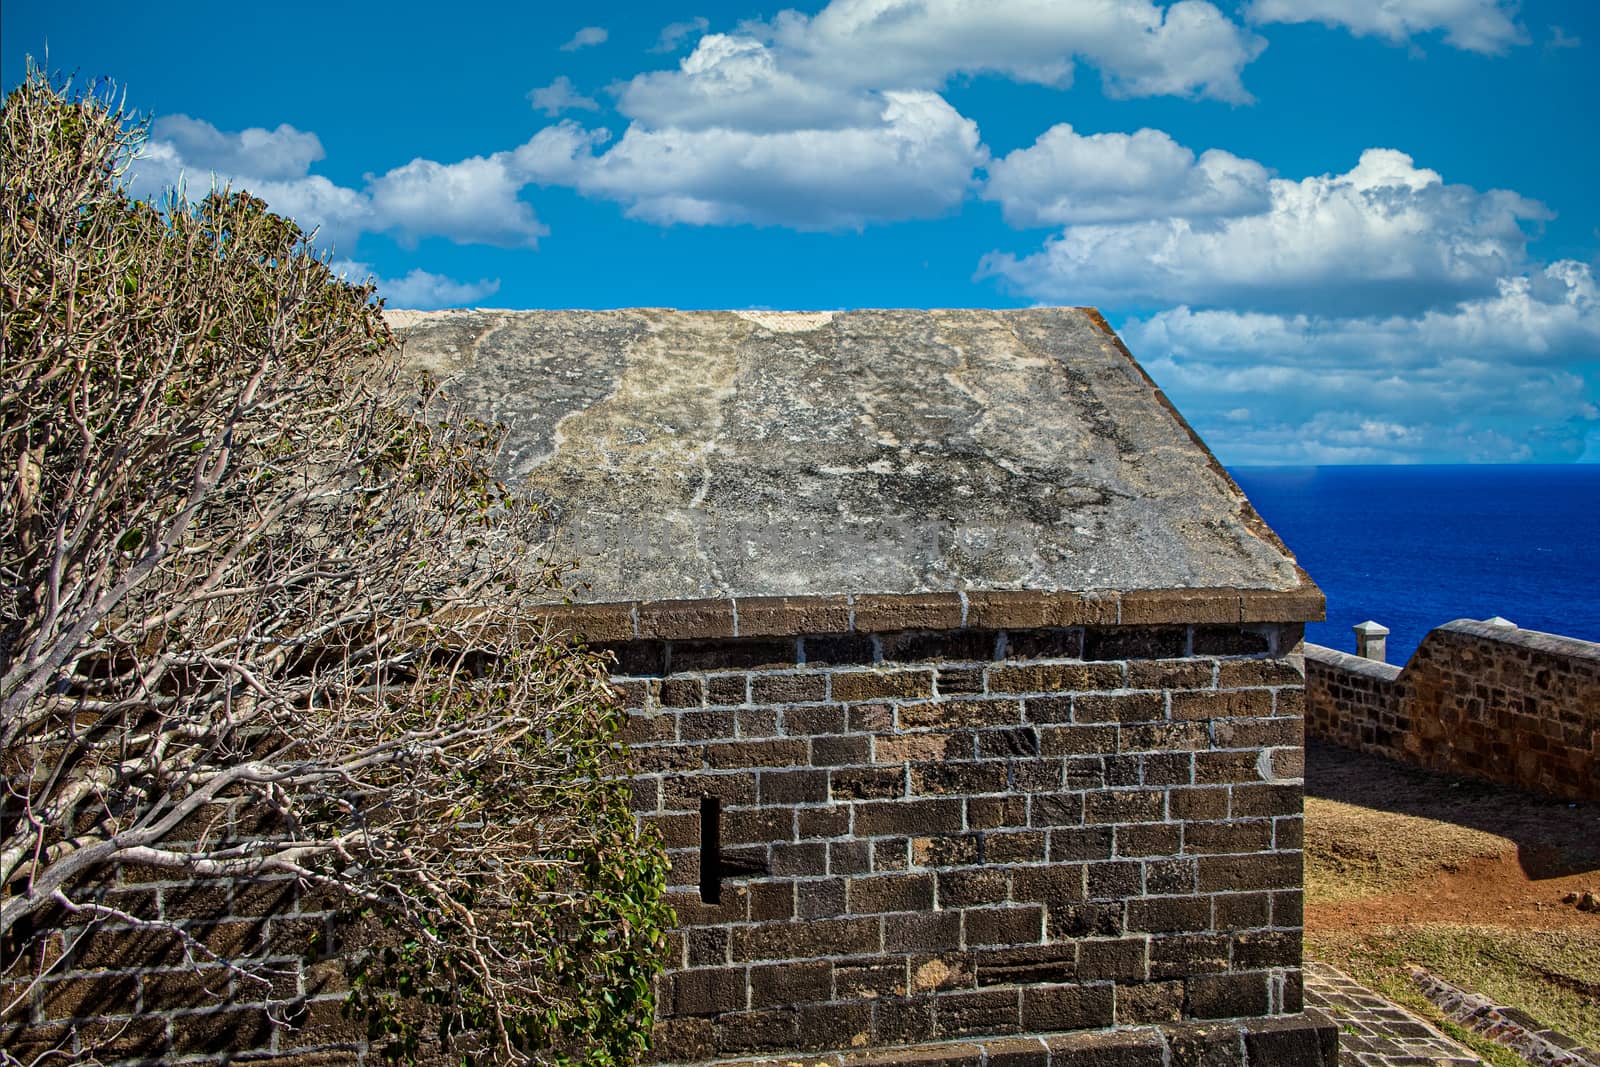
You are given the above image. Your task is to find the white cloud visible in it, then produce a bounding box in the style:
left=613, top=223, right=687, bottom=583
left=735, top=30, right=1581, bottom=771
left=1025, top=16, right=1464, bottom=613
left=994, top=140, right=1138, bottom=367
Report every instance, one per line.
left=751, top=0, right=1267, bottom=102
left=1247, top=0, right=1527, bottom=54
left=1203, top=411, right=1520, bottom=465
left=139, top=119, right=554, bottom=251
left=131, top=116, right=556, bottom=273
left=528, top=76, right=600, bottom=116
left=982, top=123, right=1271, bottom=227
left=509, top=122, right=613, bottom=187
left=1130, top=260, right=1599, bottom=370
left=519, top=92, right=984, bottom=230
left=555, top=32, right=988, bottom=229
left=149, top=115, right=325, bottom=181
left=1121, top=261, right=1600, bottom=463
left=983, top=148, right=1551, bottom=316
left=366, top=151, right=549, bottom=248
left=333, top=261, right=501, bottom=310
left=125, top=136, right=192, bottom=200
left=560, top=26, right=608, bottom=51
left=653, top=16, right=710, bottom=52
left=234, top=175, right=374, bottom=251
left=576, top=2, right=1271, bottom=233
left=129, top=120, right=372, bottom=250
left=617, top=34, right=883, bottom=131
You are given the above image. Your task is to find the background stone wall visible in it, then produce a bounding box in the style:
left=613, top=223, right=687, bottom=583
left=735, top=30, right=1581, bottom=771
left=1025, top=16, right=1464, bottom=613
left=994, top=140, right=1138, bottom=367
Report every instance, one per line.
left=1305, top=619, right=1600, bottom=800
left=611, top=620, right=1313, bottom=1064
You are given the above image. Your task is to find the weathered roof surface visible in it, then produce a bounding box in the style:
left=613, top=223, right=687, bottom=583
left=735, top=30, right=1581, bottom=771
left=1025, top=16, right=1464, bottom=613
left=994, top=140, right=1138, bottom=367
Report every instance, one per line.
left=387, top=307, right=1321, bottom=631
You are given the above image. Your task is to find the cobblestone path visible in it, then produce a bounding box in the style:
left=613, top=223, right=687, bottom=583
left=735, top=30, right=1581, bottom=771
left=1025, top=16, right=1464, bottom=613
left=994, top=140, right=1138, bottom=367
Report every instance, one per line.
left=1304, top=961, right=1486, bottom=1066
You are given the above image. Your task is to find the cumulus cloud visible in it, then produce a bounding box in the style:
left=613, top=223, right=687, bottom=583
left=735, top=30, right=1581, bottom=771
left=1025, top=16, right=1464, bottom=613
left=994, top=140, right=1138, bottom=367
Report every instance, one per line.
left=560, top=26, right=608, bottom=51
left=617, top=34, right=883, bottom=131
left=1130, top=262, right=1599, bottom=372
left=982, top=148, right=1551, bottom=316
left=367, top=152, right=549, bottom=248
left=332, top=261, right=501, bottom=310
left=982, top=124, right=1271, bottom=227
left=528, top=76, right=600, bottom=116
left=1121, top=261, right=1600, bottom=463
left=133, top=115, right=551, bottom=251
left=653, top=16, right=710, bottom=52
left=553, top=32, right=985, bottom=229
left=148, top=115, right=325, bottom=181
left=233, top=175, right=375, bottom=250
left=519, top=92, right=984, bottom=229
left=750, top=0, right=1266, bottom=102
left=555, top=1, right=1274, bottom=232
left=129, top=121, right=372, bottom=250
left=1247, top=0, right=1527, bottom=54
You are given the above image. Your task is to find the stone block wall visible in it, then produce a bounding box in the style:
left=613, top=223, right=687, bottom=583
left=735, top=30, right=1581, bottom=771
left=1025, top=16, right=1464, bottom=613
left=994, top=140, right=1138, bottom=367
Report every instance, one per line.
left=608, top=616, right=1317, bottom=1065
left=1305, top=619, right=1600, bottom=800
left=6, top=589, right=1336, bottom=1067
left=1302, top=646, right=1403, bottom=751
left=1, top=845, right=362, bottom=1064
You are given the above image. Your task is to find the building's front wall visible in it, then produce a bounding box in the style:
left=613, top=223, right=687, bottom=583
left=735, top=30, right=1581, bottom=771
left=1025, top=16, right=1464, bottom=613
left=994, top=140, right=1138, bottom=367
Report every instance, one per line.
left=609, top=612, right=1317, bottom=1064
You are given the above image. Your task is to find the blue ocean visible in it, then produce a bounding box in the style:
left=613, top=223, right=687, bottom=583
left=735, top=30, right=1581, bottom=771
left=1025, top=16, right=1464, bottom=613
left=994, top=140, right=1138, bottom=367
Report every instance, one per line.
left=1227, top=466, right=1600, bottom=666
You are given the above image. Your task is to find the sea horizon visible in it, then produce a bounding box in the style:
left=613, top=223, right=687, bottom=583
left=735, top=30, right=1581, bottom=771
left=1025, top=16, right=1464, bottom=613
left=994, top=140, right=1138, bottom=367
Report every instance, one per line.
left=1228, top=463, right=1600, bottom=666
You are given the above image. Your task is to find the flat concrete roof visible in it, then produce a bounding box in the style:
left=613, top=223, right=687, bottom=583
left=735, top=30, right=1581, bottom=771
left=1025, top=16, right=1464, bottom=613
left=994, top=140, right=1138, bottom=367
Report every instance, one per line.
left=387, top=308, right=1320, bottom=632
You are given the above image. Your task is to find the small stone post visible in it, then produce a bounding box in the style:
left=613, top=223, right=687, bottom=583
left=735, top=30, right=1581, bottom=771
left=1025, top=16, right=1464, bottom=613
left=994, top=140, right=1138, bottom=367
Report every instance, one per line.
left=1353, top=620, right=1390, bottom=663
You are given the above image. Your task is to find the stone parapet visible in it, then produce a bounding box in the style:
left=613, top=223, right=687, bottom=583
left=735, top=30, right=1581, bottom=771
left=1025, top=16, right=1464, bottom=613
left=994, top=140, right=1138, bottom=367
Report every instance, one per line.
left=1306, top=619, right=1600, bottom=800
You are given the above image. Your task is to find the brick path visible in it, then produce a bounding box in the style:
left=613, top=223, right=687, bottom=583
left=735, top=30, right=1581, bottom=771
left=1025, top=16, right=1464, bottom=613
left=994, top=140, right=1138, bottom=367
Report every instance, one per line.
left=1303, top=961, right=1486, bottom=1066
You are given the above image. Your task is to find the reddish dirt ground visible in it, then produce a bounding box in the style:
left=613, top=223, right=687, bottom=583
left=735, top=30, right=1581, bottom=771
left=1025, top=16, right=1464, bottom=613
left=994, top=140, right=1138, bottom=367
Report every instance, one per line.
left=1302, top=740, right=1600, bottom=1044
left=1303, top=739, right=1600, bottom=933
left=1308, top=847, right=1600, bottom=932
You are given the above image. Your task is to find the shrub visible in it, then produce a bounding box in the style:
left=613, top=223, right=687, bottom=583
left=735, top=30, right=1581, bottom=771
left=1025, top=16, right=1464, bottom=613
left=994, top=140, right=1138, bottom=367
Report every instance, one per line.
left=0, top=63, right=669, bottom=1066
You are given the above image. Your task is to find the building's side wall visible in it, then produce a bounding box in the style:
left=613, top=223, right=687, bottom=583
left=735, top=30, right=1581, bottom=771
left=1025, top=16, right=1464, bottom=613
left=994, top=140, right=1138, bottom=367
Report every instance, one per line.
left=1305, top=620, right=1600, bottom=800
left=612, top=622, right=1311, bottom=1065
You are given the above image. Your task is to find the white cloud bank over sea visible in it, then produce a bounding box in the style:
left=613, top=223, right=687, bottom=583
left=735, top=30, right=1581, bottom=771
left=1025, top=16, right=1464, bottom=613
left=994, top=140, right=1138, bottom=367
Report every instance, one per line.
left=110, top=0, right=1592, bottom=463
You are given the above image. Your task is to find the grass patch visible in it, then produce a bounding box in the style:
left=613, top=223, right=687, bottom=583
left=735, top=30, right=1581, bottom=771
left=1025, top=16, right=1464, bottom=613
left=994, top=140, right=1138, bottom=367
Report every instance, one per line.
left=1302, top=795, right=1510, bottom=903
left=1308, top=924, right=1600, bottom=1054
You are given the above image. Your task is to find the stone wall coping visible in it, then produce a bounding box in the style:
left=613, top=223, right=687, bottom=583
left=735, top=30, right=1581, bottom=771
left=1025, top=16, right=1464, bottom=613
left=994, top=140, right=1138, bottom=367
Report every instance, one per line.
left=534, top=579, right=1325, bottom=643
left=1437, top=619, right=1600, bottom=663
left=1308, top=619, right=1600, bottom=679
left=1303, top=642, right=1403, bottom=683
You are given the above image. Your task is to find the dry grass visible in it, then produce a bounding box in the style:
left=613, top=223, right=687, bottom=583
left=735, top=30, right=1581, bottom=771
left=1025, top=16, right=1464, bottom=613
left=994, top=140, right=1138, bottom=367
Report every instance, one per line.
left=1308, top=925, right=1600, bottom=1050
left=1304, top=794, right=1510, bottom=902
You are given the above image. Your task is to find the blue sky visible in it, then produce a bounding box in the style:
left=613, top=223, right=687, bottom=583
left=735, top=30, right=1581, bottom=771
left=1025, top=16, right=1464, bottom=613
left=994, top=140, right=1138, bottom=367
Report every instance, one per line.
left=5, top=1, right=1597, bottom=465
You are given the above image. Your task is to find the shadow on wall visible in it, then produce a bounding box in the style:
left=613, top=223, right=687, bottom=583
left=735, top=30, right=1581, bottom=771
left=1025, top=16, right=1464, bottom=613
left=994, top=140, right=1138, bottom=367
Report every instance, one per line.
left=1303, top=617, right=1600, bottom=805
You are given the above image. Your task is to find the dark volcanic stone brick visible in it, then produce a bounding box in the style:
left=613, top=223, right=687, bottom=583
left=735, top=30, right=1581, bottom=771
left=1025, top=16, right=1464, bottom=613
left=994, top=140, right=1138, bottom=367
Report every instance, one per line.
left=1083, top=627, right=1186, bottom=661
left=1022, top=983, right=1114, bottom=1031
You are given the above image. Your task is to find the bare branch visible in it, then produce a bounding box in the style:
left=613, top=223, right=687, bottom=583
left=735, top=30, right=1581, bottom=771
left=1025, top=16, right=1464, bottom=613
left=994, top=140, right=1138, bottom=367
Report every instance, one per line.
left=2, top=65, right=670, bottom=1066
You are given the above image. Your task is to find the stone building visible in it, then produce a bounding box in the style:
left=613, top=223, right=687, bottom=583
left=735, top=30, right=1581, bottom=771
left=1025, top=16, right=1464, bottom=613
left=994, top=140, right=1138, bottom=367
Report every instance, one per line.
left=390, top=307, right=1337, bottom=1067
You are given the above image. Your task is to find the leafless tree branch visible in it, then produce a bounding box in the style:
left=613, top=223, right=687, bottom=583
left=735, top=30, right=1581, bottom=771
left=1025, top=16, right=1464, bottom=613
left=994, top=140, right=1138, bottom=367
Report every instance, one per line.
left=2, top=65, right=668, bottom=1066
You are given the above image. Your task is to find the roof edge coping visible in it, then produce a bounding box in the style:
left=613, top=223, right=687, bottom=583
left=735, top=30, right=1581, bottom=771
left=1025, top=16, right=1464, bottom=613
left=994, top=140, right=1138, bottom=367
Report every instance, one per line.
left=531, top=581, right=1325, bottom=643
